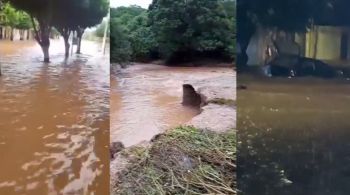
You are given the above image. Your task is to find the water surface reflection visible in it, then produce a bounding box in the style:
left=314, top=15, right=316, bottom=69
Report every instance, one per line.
left=238, top=75, right=350, bottom=195
left=0, top=40, right=109, bottom=195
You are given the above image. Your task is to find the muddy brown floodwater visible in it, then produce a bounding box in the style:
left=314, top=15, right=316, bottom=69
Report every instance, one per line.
left=238, top=75, right=350, bottom=195
left=0, top=39, right=109, bottom=195
left=111, top=64, right=234, bottom=147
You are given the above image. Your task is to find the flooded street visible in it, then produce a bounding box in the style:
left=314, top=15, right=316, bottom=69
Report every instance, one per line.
left=238, top=75, right=350, bottom=195
left=0, top=40, right=109, bottom=194
left=111, top=64, right=234, bottom=147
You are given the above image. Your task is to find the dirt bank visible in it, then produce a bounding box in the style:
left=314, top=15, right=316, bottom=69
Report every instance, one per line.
left=185, top=75, right=236, bottom=132
left=110, top=64, right=236, bottom=194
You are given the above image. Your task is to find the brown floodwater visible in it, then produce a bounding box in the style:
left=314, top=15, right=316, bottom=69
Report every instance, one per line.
left=0, top=39, right=109, bottom=195
left=111, top=64, right=234, bottom=147
left=238, top=75, right=350, bottom=195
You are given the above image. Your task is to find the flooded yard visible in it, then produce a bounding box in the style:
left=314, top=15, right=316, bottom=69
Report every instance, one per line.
left=0, top=40, right=109, bottom=195
left=238, top=75, right=350, bottom=195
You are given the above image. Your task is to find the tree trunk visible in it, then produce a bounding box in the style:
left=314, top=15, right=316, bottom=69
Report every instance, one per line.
left=76, top=34, right=82, bottom=54
left=30, top=15, right=51, bottom=62
left=42, top=45, right=50, bottom=63
left=237, top=41, right=249, bottom=70
left=237, top=28, right=255, bottom=71
left=76, top=28, right=84, bottom=54
left=0, top=27, right=3, bottom=39
left=10, top=28, right=14, bottom=41
left=19, top=30, right=24, bottom=41
left=4, top=28, right=7, bottom=39
left=76, top=36, right=82, bottom=54
left=39, top=36, right=50, bottom=63
left=27, top=30, right=30, bottom=40
left=57, top=27, right=71, bottom=58
left=64, top=35, right=70, bottom=58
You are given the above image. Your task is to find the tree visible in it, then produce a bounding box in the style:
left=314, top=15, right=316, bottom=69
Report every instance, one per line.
left=15, top=11, right=31, bottom=40
left=236, top=0, right=330, bottom=69
left=52, top=0, right=108, bottom=57
left=73, top=0, right=108, bottom=54
left=110, top=6, right=157, bottom=63
left=5, top=0, right=108, bottom=60
left=127, top=11, right=157, bottom=60
left=110, top=18, right=132, bottom=64
left=2, top=3, right=18, bottom=40
left=5, top=0, right=57, bottom=62
left=148, top=0, right=235, bottom=63
left=0, top=3, right=31, bottom=40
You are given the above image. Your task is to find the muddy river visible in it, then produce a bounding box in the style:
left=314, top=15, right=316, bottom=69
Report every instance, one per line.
left=111, top=64, right=234, bottom=147
left=238, top=75, right=350, bottom=195
left=0, top=40, right=109, bottom=195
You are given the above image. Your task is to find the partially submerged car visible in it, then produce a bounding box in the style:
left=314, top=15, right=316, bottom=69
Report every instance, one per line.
left=262, top=54, right=344, bottom=78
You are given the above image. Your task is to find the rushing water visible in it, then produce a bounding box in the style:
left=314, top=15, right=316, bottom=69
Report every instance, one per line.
left=238, top=75, right=350, bottom=195
left=111, top=64, right=233, bottom=147
left=0, top=40, right=109, bottom=194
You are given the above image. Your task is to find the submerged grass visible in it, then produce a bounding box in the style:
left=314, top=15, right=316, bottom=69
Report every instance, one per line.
left=113, top=126, right=236, bottom=195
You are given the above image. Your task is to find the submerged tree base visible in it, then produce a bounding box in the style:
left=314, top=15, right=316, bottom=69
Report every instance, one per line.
left=112, top=127, right=236, bottom=195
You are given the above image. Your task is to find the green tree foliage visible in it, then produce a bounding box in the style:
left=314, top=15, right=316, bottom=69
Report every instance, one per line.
left=110, top=18, right=132, bottom=64
left=148, top=0, right=235, bottom=63
left=110, top=6, right=157, bottom=63
left=111, top=1, right=235, bottom=64
left=52, top=0, right=108, bottom=56
left=2, top=3, right=17, bottom=27
left=73, top=0, right=109, bottom=54
left=4, top=0, right=108, bottom=61
left=5, top=0, right=60, bottom=62
left=16, top=11, right=31, bottom=29
left=0, top=3, right=31, bottom=40
left=128, top=12, right=157, bottom=60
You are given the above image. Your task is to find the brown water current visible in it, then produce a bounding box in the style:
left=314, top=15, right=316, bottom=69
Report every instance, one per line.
left=111, top=64, right=234, bottom=147
left=0, top=39, right=109, bottom=195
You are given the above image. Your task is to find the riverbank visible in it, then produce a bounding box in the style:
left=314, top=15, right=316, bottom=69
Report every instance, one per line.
left=111, top=63, right=236, bottom=194
left=112, top=127, right=236, bottom=194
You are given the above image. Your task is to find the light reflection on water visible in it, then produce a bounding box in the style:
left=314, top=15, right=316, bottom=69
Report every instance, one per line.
left=0, top=40, right=109, bottom=195
left=238, top=75, right=350, bottom=195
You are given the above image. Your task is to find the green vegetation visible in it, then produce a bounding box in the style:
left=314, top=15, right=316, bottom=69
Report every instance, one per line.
left=111, top=0, right=236, bottom=65
left=0, top=3, right=31, bottom=40
left=2, top=0, right=108, bottom=62
left=110, top=6, right=156, bottom=64
left=114, top=126, right=236, bottom=195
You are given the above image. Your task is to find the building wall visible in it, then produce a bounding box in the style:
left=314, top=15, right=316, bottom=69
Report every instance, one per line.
left=246, top=25, right=350, bottom=66
left=304, top=26, right=344, bottom=60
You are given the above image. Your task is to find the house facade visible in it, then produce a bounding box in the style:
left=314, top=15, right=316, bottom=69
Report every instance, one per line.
left=246, top=26, right=350, bottom=66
